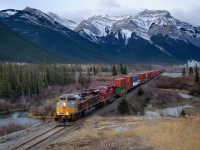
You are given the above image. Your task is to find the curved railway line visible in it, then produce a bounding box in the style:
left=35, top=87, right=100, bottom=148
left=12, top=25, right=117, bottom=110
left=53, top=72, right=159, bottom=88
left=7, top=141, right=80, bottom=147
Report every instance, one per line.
left=11, top=126, right=65, bottom=150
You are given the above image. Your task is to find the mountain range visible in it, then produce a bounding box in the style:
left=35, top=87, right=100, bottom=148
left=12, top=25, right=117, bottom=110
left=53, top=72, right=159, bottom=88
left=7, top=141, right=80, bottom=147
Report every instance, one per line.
left=0, top=7, right=200, bottom=64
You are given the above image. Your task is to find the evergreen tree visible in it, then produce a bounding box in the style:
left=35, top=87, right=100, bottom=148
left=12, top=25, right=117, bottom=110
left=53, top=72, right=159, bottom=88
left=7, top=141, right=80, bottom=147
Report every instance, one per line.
left=137, top=87, right=144, bottom=96
left=194, top=65, right=199, bottom=85
left=180, top=109, right=186, bottom=117
left=120, top=62, right=123, bottom=74
left=92, top=66, right=98, bottom=75
left=112, top=65, right=117, bottom=76
left=119, top=62, right=127, bottom=75
left=118, top=98, right=129, bottom=115
left=182, top=68, right=186, bottom=76
left=123, top=66, right=127, bottom=75
left=189, top=67, right=193, bottom=76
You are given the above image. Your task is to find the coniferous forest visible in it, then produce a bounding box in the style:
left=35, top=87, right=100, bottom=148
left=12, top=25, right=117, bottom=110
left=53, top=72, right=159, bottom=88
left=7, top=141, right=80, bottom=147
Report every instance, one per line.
left=0, top=63, right=76, bottom=101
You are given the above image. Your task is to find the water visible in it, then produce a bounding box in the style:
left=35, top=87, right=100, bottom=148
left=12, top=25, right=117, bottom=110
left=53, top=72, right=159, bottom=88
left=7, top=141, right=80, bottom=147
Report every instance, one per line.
left=145, top=105, right=193, bottom=117
left=178, top=93, right=193, bottom=99
left=161, top=72, right=182, bottom=78
left=0, top=111, right=41, bottom=126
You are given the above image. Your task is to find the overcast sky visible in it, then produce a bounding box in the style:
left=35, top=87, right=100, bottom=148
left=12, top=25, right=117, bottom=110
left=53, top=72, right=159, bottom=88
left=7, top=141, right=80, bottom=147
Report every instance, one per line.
left=0, top=0, right=199, bottom=26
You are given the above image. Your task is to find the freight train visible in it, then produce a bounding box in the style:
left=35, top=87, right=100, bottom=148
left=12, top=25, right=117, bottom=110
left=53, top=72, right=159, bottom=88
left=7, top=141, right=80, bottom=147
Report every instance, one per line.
left=55, top=69, right=162, bottom=124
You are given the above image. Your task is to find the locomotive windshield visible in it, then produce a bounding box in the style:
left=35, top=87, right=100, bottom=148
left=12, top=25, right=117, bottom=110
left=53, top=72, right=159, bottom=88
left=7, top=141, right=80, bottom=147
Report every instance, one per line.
left=67, top=95, right=76, bottom=101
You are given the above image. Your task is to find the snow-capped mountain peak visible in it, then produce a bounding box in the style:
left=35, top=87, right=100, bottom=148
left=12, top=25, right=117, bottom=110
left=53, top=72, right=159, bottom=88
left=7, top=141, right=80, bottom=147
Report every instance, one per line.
left=23, top=7, right=54, bottom=24
left=75, top=9, right=200, bottom=47
left=47, top=12, right=77, bottom=30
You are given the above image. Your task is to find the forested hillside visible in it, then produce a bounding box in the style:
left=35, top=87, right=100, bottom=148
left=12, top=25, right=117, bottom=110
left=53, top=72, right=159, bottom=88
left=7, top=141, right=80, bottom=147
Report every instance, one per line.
left=0, top=21, right=71, bottom=63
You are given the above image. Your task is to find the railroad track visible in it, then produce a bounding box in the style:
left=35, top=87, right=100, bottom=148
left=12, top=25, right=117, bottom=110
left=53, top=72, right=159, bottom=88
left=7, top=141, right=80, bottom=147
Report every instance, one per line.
left=11, top=126, right=65, bottom=150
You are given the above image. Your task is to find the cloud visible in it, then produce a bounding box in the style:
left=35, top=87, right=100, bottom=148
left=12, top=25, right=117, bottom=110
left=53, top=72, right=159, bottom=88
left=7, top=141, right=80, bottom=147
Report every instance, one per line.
left=61, top=7, right=141, bottom=23
left=99, top=0, right=120, bottom=8
left=170, top=5, right=200, bottom=26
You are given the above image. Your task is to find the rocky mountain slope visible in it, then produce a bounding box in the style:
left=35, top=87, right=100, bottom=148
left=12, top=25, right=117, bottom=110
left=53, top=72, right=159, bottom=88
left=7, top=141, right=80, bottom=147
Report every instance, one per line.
left=47, top=12, right=77, bottom=30
left=75, top=10, right=200, bottom=63
left=0, top=7, right=120, bottom=63
left=75, top=10, right=200, bottom=46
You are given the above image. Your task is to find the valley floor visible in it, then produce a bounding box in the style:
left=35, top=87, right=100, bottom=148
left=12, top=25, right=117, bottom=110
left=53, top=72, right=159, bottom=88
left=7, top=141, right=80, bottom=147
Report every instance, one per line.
left=45, top=115, right=200, bottom=150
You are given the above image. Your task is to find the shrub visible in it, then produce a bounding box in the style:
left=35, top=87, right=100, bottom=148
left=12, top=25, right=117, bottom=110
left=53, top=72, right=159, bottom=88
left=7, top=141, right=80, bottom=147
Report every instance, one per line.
left=189, top=86, right=200, bottom=96
left=118, top=98, right=129, bottom=115
left=180, top=109, right=186, bottom=117
left=30, top=101, right=55, bottom=117
left=156, top=76, right=188, bottom=90
left=0, top=99, right=11, bottom=111
left=0, top=121, right=28, bottom=136
left=137, top=87, right=144, bottom=96
left=139, top=105, right=145, bottom=116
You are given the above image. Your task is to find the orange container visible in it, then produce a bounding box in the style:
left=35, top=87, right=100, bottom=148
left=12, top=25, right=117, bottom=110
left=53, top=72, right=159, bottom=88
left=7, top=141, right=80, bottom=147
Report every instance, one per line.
left=113, top=78, right=126, bottom=87
left=125, top=76, right=133, bottom=84
left=138, top=73, right=146, bottom=81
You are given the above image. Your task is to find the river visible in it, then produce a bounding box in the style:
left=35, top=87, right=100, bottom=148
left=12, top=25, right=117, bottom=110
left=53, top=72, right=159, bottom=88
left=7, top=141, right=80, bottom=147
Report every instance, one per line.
left=0, top=111, right=41, bottom=126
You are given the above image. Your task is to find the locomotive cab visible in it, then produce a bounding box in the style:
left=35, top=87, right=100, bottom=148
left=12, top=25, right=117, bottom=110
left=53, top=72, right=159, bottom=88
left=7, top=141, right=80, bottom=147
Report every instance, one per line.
left=56, top=94, right=81, bottom=123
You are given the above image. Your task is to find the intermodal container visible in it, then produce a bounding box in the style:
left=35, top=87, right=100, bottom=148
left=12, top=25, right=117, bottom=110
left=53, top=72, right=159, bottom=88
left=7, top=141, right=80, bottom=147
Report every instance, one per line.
left=126, top=83, right=133, bottom=90
left=138, top=73, right=146, bottom=82
left=133, top=75, right=138, bottom=82
left=153, top=70, right=157, bottom=76
left=115, top=87, right=126, bottom=93
left=147, top=71, right=154, bottom=79
left=125, top=76, right=133, bottom=84
left=113, top=78, right=126, bottom=87
left=150, top=71, right=154, bottom=78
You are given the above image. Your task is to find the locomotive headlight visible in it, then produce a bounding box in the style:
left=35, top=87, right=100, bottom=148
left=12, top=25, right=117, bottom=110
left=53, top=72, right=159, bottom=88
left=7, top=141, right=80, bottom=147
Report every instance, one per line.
left=63, top=102, right=66, bottom=107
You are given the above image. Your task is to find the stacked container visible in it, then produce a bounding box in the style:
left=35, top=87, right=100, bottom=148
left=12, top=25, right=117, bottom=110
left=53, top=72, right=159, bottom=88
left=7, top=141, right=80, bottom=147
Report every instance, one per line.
left=125, top=76, right=133, bottom=90
left=133, top=75, right=138, bottom=82
left=113, top=78, right=126, bottom=93
left=147, top=71, right=154, bottom=79
left=138, top=73, right=146, bottom=83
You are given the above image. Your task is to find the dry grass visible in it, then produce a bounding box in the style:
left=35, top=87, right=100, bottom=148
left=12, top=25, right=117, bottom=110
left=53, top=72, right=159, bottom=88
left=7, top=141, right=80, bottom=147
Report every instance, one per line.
left=97, top=121, right=110, bottom=126
left=133, top=118, right=200, bottom=150
left=59, top=129, right=99, bottom=144
left=47, top=116, right=200, bottom=150
left=160, top=88, right=189, bottom=94
left=0, top=121, right=30, bottom=137
left=156, top=76, right=192, bottom=90
left=185, top=108, right=200, bottom=117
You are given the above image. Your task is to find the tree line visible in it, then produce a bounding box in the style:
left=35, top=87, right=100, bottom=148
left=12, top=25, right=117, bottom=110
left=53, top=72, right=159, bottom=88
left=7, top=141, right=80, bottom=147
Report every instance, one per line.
left=0, top=63, right=76, bottom=102
left=182, top=66, right=199, bottom=85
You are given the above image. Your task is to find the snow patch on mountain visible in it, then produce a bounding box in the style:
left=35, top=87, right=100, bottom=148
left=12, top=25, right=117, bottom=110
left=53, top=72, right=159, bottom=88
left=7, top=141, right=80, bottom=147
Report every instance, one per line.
left=75, top=9, right=200, bottom=47
left=47, top=12, right=77, bottom=30
left=155, top=45, right=172, bottom=56
left=0, top=9, right=18, bottom=18
left=187, top=60, right=200, bottom=67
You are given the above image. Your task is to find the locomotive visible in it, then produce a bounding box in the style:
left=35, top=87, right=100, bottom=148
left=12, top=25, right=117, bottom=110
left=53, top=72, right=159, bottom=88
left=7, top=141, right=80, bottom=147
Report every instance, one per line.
left=55, top=69, right=162, bottom=124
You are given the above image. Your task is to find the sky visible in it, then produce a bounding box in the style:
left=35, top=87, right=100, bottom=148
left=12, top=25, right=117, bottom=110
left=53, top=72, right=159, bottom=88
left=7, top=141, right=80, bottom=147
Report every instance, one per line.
left=0, top=0, right=200, bottom=26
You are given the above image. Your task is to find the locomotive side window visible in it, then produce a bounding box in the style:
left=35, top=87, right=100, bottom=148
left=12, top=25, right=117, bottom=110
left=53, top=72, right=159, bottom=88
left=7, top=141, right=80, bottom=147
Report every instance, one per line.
left=60, top=97, right=66, bottom=100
